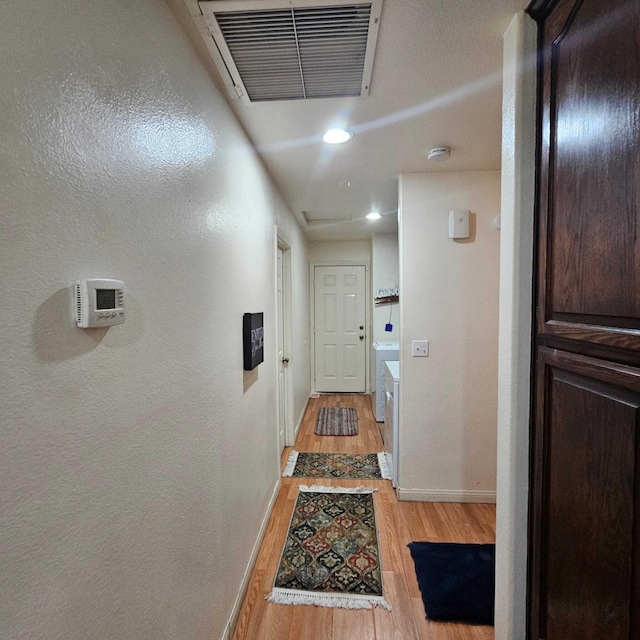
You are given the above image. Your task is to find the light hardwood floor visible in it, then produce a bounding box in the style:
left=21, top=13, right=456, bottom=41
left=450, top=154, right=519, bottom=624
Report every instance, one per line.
left=231, top=394, right=495, bottom=640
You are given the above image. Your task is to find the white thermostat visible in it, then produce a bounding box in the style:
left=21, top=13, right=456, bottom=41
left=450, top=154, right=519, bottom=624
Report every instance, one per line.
left=75, top=279, right=125, bottom=328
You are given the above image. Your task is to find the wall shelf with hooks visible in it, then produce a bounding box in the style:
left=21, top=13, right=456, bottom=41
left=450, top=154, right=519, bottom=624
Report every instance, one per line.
left=374, top=295, right=399, bottom=306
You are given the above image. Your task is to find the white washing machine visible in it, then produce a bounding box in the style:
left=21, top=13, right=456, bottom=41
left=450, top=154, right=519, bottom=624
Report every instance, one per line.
left=383, top=360, right=399, bottom=488
left=372, top=341, right=399, bottom=421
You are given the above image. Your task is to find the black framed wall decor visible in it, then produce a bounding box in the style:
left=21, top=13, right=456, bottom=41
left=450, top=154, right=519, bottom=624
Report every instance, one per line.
left=243, top=312, right=264, bottom=370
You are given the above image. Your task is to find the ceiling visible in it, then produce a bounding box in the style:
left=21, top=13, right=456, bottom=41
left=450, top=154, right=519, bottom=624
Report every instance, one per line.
left=181, top=0, right=528, bottom=241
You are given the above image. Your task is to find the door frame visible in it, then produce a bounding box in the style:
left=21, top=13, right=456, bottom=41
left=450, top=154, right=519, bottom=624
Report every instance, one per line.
left=309, top=260, right=371, bottom=394
left=276, top=231, right=295, bottom=447
left=493, top=11, right=537, bottom=639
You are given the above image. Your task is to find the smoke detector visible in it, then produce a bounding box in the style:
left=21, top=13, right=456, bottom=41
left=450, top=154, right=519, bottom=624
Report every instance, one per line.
left=427, top=146, right=451, bottom=162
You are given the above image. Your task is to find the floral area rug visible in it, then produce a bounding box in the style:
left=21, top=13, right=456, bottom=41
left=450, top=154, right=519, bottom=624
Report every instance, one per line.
left=282, top=451, right=392, bottom=480
left=267, top=485, right=391, bottom=610
left=314, top=407, right=358, bottom=436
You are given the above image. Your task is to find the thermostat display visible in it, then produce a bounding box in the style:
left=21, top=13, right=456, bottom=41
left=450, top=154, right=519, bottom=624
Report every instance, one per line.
left=75, top=279, right=125, bottom=328
left=96, top=289, right=116, bottom=310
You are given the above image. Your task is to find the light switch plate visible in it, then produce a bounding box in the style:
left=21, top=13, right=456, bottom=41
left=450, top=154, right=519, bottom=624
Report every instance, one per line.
left=412, top=340, right=429, bottom=357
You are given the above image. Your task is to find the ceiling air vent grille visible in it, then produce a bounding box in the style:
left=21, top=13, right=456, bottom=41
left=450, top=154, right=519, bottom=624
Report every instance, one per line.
left=199, top=0, right=382, bottom=103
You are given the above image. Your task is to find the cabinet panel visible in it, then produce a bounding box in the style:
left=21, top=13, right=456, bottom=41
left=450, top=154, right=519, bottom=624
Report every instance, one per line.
left=530, top=349, right=640, bottom=639
left=547, top=365, right=637, bottom=637
left=536, top=0, right=640, bottom=349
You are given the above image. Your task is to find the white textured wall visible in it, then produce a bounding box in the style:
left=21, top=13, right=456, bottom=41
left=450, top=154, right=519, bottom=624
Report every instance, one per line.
left=494, top=13, right=537, bottom=639
left=398, top=172, right=500, bottom=500
left=0, top=1, right=309, bottom=639
left=308, top=239, right=372, bottom=263
left=372, top=233, right=400, bottom=343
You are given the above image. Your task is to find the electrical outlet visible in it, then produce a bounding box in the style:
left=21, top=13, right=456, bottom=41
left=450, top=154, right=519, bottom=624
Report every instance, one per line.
left=412, top=340, right=429, bottom=357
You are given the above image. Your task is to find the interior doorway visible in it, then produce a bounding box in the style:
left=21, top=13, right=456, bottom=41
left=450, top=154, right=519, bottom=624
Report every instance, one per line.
left=276, top=238, right=293, bottom=450
left=312, top=264, right=368, bottom=393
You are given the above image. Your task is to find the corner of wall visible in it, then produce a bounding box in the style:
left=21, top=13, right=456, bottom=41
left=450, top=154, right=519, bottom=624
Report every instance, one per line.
left=398, top=170, right=501, bottom=497
left=494, top=11, right=537, bottom=639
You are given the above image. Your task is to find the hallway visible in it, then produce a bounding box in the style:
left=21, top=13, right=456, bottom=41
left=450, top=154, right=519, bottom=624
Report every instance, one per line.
left=232, top=394, right=495, bottom=640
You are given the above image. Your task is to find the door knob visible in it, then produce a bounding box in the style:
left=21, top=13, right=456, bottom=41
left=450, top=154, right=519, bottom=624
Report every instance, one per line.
left=282, top=357, right=290, bottom=364
left=360, top=325, right=364, bottom=330
left=359, top=335, right=364, bottom=340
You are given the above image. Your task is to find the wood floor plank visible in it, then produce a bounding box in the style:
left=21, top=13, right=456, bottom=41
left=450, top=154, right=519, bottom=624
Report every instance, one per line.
left=377, top=488, right=405, bottom=573
left=373, top=571, right=419, bottom=640
left=229, top=393, right=496, bottom=640
left=333, top=608, right=375, bottom=640
left=288, top=604, right=333, bottom=640
left=398, top=529, right=421, bottom=600
left=258, top=603, right=294, bottom=640
left=419, top=503, right=451, bottom=540
left=231, top=567, right=265, bottom=640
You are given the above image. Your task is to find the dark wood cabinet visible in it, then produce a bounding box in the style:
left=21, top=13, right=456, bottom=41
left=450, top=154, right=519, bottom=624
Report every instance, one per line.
left=530, top=349, right=640, bottom=639
left=527, top=0, right=640, bottom=637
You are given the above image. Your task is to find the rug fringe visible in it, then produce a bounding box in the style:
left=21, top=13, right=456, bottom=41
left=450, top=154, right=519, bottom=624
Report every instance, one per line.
left=281, top=450, right=299, bottom=477
left=299, top=484, right=379, bottom=494
left=377, top=452, right=393, bottom=480
left=266, top=588, right=392, bottom=611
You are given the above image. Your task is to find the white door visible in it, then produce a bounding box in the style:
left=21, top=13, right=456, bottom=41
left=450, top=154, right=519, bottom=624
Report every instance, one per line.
left=314, top=265, right=366, bottom=392
left=277, top=247, right=287, bottom=451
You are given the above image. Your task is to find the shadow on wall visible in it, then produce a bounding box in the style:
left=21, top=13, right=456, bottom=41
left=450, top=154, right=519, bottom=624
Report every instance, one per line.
left=243, top=367, right=259, bottom=393
left=32, top=287, right=145, bottom=362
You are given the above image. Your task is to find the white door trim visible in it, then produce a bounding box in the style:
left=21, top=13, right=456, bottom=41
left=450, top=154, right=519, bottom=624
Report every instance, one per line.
left=309, top=260, right=371, bottom=394
left=276, top=233, right=295, bottom=447
left=494, top=13, right=537, bottom=638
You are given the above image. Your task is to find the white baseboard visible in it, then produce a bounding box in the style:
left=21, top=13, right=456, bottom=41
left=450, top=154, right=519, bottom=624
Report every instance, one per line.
left=221, top=478, right=281, bottom=640
left=293, top=396, right=309, bottom=441
left=396, top=487, right=496, bottom=504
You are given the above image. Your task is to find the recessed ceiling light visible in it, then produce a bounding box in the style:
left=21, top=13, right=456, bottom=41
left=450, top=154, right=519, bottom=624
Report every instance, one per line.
left=366, top=212, right=381, bottom=220
left=322, top=129, right=353, bottom=144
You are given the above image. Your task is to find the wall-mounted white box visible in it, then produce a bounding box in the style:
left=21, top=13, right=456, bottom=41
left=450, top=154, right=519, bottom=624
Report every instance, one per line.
left=449, top=210, right=470, bottom=239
